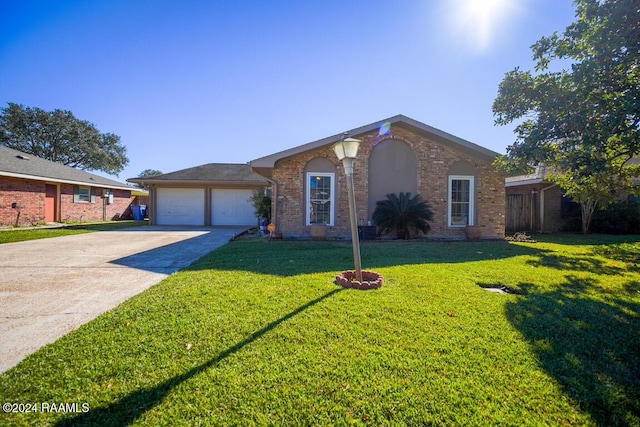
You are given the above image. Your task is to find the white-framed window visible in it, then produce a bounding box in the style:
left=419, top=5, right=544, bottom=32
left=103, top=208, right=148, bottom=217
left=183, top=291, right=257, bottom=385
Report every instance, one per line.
left=448, top=175, right=474, bottom=227
left=306, top=172, right=335, bottom=226
left=73, top=185, right=96, bottom=203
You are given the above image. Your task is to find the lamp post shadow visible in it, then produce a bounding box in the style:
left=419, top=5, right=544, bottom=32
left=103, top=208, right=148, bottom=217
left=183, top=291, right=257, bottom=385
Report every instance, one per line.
left=56, top=288, right=343, bottom=427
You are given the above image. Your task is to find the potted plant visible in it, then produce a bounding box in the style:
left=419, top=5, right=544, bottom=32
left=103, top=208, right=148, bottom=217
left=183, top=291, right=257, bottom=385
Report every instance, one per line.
left=465, top=225, right=482, bottom=241
left=310, top=224, right=327, bottom=240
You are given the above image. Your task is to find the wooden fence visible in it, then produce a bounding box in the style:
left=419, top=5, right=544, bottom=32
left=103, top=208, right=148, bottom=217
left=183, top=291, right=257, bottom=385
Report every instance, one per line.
left=506, top=193, right=533, bottom=233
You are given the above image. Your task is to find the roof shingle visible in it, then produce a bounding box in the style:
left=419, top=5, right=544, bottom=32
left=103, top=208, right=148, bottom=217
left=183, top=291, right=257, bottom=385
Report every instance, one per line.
left=0, top=145, right=134, bottom=191
left=127, top=163, right=268, bottom=185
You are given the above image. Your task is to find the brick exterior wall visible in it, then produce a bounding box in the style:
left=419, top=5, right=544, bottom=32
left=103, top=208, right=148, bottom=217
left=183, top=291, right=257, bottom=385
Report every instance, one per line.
left=271, top=127, right=505, bottom=239
left=59, top=184, right=132, bottom=223
left=542, top=186, right=564, bottom=232
left=0, top=177, right=46, bottom=226
left=0, top=176, right=133, bottom=226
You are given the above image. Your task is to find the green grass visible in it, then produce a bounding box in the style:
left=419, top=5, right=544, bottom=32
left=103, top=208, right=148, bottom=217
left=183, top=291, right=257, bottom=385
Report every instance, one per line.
left=1, top=235, right=639, bottom=426
left=0, top=220, right=149, bottom=244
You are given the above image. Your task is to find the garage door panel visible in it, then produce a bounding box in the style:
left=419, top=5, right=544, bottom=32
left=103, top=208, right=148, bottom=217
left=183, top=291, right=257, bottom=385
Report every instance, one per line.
left=157, top=188, right=205, bottom=225
left=211, top=189, right=256, bottom=226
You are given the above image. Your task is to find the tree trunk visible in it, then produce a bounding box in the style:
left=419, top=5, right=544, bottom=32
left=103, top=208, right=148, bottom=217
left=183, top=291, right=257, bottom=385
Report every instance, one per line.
left=580, top=200, right=597, bottom=234
left=396, top=227, right=408, bottom=240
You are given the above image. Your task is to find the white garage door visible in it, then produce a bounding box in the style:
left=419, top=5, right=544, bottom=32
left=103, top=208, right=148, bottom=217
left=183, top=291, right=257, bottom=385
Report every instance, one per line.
left=211, top=189, right=256, bottom=226
left=156, top=188, right=205, bottom=225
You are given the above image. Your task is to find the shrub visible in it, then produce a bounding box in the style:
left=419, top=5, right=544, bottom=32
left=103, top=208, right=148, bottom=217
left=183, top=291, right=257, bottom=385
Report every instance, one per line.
left=372, top=192, right=434, bottom=239
left=591, top=201, right=640, bottom=234
left=250, top=190, right=272, bottom=223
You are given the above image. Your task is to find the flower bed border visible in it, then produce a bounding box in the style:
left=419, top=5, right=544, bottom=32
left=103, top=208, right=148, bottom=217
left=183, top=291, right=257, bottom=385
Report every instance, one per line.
left=335, top=270, right=384, bottom=290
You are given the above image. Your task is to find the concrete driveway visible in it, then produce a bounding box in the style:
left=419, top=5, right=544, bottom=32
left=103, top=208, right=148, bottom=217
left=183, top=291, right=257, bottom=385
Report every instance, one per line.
left=0, top=225, right=247, bottom=374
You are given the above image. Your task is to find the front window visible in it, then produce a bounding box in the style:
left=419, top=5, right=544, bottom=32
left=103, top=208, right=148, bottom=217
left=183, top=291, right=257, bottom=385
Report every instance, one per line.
left=306, top=173, right=335, bottom=225
left=78, top=186, right=90, bottom=202
left=449, top=176, right=474, bottom=227
left=74, top=185, right=95, bottom=203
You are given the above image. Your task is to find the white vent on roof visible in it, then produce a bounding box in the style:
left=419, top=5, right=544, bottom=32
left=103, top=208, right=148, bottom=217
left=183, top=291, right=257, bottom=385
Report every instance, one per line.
left=16, top=155, right=29, bottom=160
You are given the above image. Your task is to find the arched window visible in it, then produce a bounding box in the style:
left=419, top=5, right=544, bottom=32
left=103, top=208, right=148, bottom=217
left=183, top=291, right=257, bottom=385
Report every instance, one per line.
left=368, top=139, right=417, bottom=220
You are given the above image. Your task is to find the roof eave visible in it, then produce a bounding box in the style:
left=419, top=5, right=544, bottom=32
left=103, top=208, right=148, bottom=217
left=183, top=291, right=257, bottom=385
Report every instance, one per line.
left=250, top=114, right=499, bottom=168
left=394, top=116, right=498, bottom=161
left=0, top=170, right=135, bottom=192
left=505, top=178, right=545, bottom=187
left=127, top=178, right=268, bottom=187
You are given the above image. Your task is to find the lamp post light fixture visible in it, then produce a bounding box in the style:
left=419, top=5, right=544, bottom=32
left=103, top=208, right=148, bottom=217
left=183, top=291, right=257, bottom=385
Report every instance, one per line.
left=332, top=135, right=363, bottom=283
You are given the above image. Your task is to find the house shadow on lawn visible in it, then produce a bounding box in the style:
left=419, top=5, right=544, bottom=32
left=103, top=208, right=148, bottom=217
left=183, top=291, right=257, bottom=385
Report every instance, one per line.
left=185, top=239, right=545, bottom=277
left=56, top=288, right=343, bottom=426
left=505, top=276, right=640, bottom=426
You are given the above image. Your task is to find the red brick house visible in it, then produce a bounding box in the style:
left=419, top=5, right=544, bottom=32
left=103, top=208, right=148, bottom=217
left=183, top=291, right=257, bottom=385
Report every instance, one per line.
left=250, top=115, right=506, bottom=239
left=0, top=146, right=143, bottom=227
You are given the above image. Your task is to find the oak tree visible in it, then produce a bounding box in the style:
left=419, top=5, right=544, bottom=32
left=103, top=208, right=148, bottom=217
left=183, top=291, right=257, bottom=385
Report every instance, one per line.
left=134, top=169, right=164, bottom=189
left=493, top=0, right=640, bottom=233
left=0, top=103, right=128, bottom=175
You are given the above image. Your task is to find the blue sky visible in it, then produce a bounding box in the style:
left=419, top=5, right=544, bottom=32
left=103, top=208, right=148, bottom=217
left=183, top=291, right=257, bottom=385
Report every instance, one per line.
left=0, top=0, right=577, bottom=182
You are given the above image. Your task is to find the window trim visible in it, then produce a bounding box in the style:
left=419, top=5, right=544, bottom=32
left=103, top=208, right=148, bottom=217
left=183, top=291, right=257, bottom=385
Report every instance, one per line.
left=305, top=172, right=335, bottom=226
left=74, top=185, right=97, bottom=203
left=448, top=175, right=474, bottom=227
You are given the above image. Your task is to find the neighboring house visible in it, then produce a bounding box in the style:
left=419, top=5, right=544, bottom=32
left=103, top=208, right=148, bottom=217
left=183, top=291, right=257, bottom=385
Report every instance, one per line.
left=127, top=163, right=269, bottom=226
left=250, top=115, right=506, bottom=239
left=0, top=146, right=143, bottom=227
left=505, top=163, right=640, bottom=233
left=505, top=166, right=569, bottom=233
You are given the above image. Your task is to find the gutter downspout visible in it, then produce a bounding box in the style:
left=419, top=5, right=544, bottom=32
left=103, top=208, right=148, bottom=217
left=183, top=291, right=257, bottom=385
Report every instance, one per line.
left=539, top=184, right=556, bottom=233
left=56, top=183, right=61, bottom=222
left=148, top=185, right=156, bottom=225
left=251, top=167, right=279, bottom=233
left=102, top=193, right=107, bottom=221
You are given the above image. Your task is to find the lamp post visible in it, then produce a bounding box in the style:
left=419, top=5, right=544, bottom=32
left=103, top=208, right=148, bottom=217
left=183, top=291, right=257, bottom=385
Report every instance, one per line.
left=332, top=135, right=363, bottom=283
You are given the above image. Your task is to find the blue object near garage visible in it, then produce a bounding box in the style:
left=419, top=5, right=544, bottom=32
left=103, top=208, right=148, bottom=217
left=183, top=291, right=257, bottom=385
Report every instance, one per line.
left=131, top=205, right=143, bottom=220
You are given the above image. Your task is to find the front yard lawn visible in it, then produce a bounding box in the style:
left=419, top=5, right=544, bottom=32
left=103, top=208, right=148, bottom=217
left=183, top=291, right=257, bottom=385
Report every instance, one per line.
left=0, top=220, right=149, bottom=244
left=1, top=235, right=639, bottom=426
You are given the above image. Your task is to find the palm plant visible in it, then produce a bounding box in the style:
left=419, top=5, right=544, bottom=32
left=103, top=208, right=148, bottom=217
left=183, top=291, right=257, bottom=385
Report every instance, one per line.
left=372, top=192, right=434, bottom=239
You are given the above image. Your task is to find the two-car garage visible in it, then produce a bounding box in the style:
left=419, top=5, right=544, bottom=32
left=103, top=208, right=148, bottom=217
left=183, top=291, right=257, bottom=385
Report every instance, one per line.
left=129, top=164, right=268, bottom=227
left=156, top=188, right=205, bottom=225
left=211, top=189, right=257, bottom=226
left=155, top=188, right=257, bottom=226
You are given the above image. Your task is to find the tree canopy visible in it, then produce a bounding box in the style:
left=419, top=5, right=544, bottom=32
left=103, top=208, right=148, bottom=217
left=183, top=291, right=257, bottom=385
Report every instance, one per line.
left=0, top=103, right=128, bottom=175
left=134, top=169, right=163, bottom=190
left=493, top=0, right=640, bottom=232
